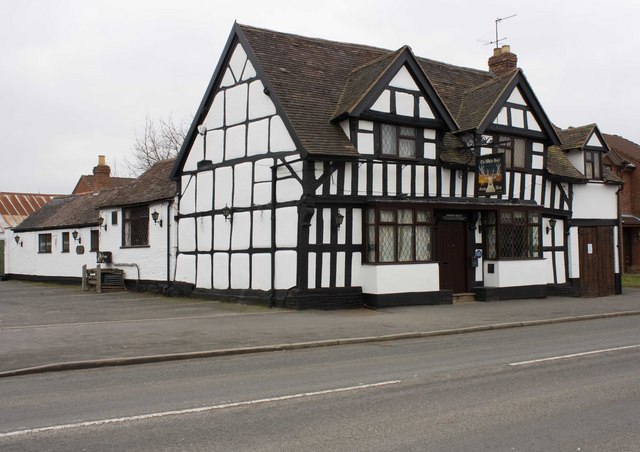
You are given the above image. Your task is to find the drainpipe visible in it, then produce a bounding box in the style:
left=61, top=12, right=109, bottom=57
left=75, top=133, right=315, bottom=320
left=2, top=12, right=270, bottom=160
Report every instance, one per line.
left=616, top=185, right=624, bottom=292
left=166, top=199, right=174, bottom=291
left=270, top=163, right=277, bottom=307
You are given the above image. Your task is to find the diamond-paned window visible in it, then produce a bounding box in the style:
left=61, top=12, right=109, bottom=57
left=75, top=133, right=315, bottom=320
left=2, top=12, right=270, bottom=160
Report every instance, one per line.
left=378, top=124, right=417, bottom=158
left=497, top=136, right=529, bottom=169
left=485, top=209, right=541, bottom=259
left=365, top=206, right=433, bottom=263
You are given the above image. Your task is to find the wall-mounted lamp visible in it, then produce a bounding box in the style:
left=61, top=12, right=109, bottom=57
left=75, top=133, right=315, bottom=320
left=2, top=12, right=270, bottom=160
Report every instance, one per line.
left=335, top=211, right=344, bottom=229
left=151, top=210, right=163, bottom=227
left=546, top=218, right=557, bottom=235
left=222, top=204, right=232, bottom=222
left=14, top=235, right=22, bottom=247
left=72, top=230, right=80, bottom=243
left=98, top=216, right=107, bottom=231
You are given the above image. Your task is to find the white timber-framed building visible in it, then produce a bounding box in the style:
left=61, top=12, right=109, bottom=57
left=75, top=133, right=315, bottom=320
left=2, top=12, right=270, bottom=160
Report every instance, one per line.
left=169, top=24, right=622, bottom=308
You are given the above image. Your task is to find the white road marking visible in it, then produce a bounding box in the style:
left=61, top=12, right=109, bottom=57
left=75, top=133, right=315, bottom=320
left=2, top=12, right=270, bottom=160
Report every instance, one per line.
left=510, top=344, right=640, bottom=366
left=0, top=380, right=401, bottom=438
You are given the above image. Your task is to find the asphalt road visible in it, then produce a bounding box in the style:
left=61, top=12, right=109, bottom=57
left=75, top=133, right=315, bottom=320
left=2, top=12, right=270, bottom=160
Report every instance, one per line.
left=1, top=316, right=639, bottom=451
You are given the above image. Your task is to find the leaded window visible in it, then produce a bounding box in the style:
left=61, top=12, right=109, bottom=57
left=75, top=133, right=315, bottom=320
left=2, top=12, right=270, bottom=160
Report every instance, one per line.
left=584, top=150, right=602, bottom=179
left=378, top=124, right=417, bottom=158
left=38, top=233, right=52, bottom=254
left=496, top=136, right=529, bottom=169
left=365, top=206, right=433, bottom=263
left=122, top=206, right=149, bottom=247
left=483, top=210, right=541, bottom=259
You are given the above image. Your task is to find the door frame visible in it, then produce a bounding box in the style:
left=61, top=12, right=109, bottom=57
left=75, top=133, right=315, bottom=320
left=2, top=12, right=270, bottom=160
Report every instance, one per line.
left=435, top=211, right=475, bottom=293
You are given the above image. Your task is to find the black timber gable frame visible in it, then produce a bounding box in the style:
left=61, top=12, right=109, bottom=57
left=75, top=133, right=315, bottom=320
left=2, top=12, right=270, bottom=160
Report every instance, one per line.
left=171, top=23, right=307, bottom=181
left=332, top=47, right=458, bottom=133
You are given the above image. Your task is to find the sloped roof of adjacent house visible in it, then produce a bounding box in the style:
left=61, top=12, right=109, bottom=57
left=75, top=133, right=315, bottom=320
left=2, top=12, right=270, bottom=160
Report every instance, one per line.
left=98, top=159, right=177, bottom=208
left=13, top=193, right=105, bottom=232
left=603, top=133, right=640, bottom=165
left=72, top=175, right=134, bottom=195
left=557, top=124, right=599, bottom=151
left=13, top=159, right=177, bottom=233
left=0, top=192, right=61, bottom=230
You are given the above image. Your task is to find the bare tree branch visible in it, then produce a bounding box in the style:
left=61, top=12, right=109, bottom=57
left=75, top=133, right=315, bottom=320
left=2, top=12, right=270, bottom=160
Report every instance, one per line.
left=126, top=114, right=189, bottom=176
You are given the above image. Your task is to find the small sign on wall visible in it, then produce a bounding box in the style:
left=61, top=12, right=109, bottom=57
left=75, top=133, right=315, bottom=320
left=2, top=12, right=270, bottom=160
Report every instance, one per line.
left=587, top=243, right=593, bottom=254
left=477, top=154, right=504, bottom=197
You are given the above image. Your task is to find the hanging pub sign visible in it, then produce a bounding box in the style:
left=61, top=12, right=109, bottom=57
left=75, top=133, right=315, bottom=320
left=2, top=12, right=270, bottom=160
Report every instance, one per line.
left=476, top=154, right=504, bottom=196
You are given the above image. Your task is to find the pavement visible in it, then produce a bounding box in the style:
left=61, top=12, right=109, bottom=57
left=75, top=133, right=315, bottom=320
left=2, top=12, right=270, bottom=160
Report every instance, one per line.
left=1, top=279, right=640, bottom=377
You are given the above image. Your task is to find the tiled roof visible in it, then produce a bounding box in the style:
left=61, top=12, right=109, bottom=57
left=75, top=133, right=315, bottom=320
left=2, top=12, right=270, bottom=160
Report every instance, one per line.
left=546, top=146, right=585, bottom=181
left=0, top=192, right=61, bottom=230
left=13, top=193, right=105, bottom=232
left=238, top=24, right=493, bottom=157
left=603, top=133, right=640, bottom=164
left=13, top=160, right=177, bottom=232
left=98, top=159, right=177, bottom=208
left=72, top=175, right=135, bottom=195
left=332, top=47, right=407, bottom=120
left=557, top=124, right=597, bottom=151
left=455, top=70, right=517, bottom=131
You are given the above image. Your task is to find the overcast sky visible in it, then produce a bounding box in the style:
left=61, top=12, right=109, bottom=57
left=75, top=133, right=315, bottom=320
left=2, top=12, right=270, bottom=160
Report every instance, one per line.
left=2, top=0, right=638, bottom=193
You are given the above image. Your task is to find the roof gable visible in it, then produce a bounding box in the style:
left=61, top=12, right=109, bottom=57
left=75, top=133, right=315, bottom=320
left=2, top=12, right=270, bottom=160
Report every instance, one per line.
left=458, top=69, right=560, bottom=144
left=558, top=124, right=609, bottom=152
left=332, top=47, right=457, bottom=130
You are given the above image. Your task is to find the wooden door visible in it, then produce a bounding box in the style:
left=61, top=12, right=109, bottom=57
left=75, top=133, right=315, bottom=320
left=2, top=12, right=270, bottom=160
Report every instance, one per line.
left=578, top=226, right=615, bottom=297
left=437, top=221, right=468, bottom=293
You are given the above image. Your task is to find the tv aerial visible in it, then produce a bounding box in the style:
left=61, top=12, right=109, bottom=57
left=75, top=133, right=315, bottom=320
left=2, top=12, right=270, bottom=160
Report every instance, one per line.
left=478, top=14, right=517, bottom=48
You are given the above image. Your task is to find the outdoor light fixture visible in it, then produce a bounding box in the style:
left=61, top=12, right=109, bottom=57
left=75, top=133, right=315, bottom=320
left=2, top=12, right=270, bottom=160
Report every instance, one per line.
left=14, top=235, right=22, bottom=247
left=546, top=218, right=557, bottom=235
left=197, top=123, right=212, bottom=164
left=335, top=211, right=344, bottom=229
left=151, top=210, right=163, bottom=227
left=72, top=230, right=79, bottom=242
left=98, top=216, right=107, bottom=231
left=222, top=204, right=232, bottom=222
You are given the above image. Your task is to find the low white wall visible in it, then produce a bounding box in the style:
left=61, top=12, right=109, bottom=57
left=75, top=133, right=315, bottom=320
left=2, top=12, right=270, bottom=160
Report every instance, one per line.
left=360, top=263, right=439, bottom=294
left=483, top=259, right=548, bottom=288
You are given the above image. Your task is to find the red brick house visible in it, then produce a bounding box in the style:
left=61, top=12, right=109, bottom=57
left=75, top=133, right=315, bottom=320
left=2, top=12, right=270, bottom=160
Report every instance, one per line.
left=603, top=134, right=640, bottom=272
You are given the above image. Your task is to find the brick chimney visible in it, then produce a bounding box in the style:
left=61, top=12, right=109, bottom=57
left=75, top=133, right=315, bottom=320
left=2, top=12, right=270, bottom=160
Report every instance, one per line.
left=488, top=45, right=518, bottom=76
left=92, top=155, right=111, bottom=191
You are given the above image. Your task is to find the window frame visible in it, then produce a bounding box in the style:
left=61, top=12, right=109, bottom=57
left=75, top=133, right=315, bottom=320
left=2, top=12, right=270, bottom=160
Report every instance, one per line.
left=61, top=232, right=70, bottom=253
left=38, top=233, right=52, bottom=254
left=483, top=209, right=542, bottom=259
left=375, top=123, right=419, bottom=159
left=495, top=135, right=531, bottom=170
left=365, top=205, right=434, bottom=264
left=90, top=229, right=99, bottom=252
left=584, top=149, right=603, bottom=180
left=122, top=205, right=149, bottom=247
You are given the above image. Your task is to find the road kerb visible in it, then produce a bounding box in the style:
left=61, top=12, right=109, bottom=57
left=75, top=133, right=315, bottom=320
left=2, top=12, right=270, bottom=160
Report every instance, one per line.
left=1, top=310, right=639, bottom=378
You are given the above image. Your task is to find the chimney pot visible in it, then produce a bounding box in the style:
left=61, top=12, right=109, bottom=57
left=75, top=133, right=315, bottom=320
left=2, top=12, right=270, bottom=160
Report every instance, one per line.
left=98, top=155, right=106, bottom=166
left=488, top=46, right=518, bottom=76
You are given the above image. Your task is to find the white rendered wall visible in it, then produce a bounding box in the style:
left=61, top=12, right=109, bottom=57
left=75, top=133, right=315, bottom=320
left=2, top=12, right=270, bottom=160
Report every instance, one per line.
left=572, top=183, right=618, bottom=219
left=359, top=263, right=440, bottom=294
left=483, top=259, right=547, bottom=288
left=7, top=227, right=99, bottom=278
left=97, top=200, right=177, bottom=282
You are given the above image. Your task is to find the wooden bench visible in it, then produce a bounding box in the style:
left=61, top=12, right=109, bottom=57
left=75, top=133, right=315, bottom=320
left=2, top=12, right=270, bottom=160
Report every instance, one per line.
left=82, top=264, right=126, bottom=293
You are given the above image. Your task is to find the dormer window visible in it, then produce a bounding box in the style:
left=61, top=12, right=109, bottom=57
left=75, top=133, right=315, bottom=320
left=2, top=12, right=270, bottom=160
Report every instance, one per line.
left=584, top=149, right=602, bottom=179
left=377, top=124, right=417, bottom=158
